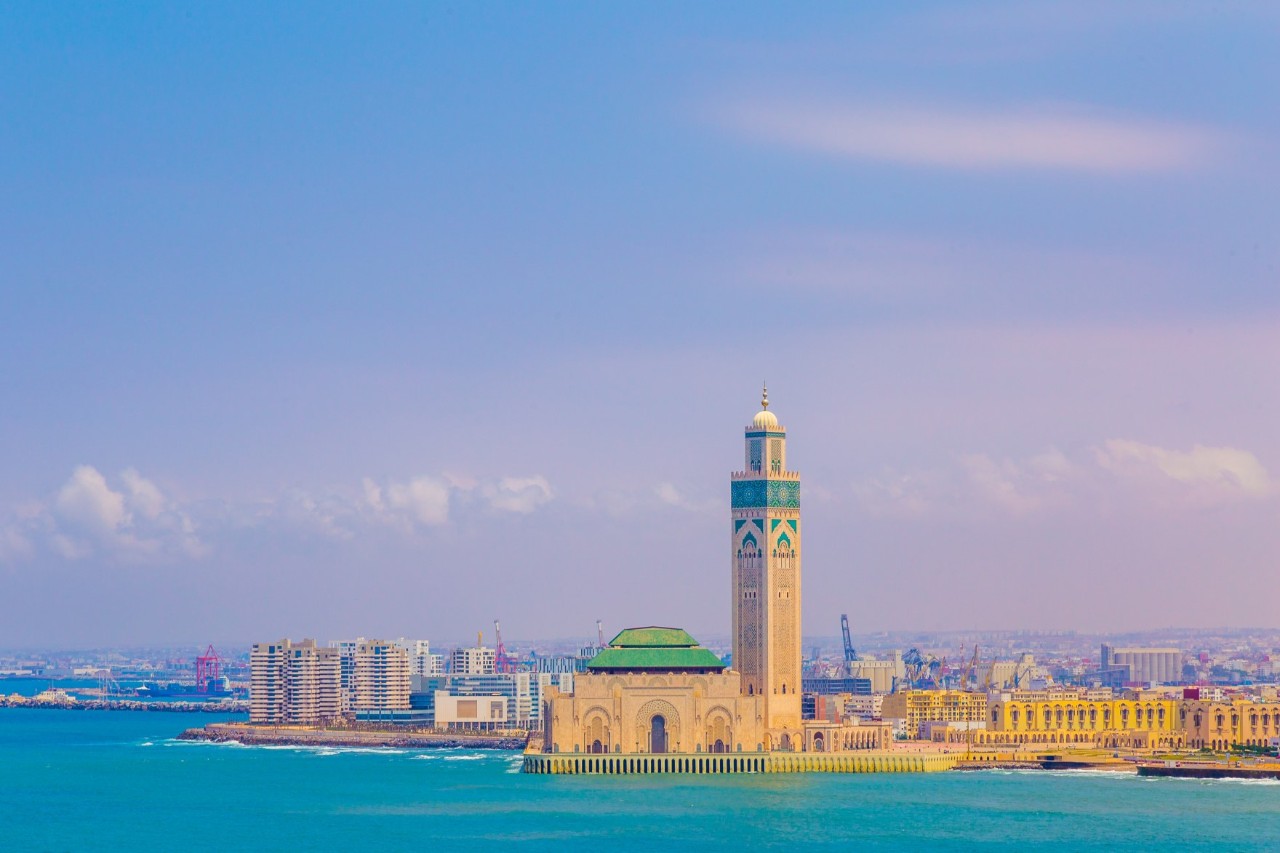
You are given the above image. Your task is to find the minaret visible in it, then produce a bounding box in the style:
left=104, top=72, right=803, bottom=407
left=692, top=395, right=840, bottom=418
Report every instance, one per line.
left=731, top=384, right=802, bottom=733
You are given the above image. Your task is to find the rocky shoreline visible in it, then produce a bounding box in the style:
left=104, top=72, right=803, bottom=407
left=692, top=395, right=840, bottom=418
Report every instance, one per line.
left=179, top=722, right=527, bottom=750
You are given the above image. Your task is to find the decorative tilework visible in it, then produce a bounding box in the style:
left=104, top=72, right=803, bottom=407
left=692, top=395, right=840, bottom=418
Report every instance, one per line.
left=730, top=479, right=801, bottom=508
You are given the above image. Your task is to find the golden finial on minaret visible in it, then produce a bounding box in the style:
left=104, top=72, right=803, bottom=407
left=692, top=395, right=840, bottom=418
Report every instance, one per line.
left=761, top=382, right=769, bottom=410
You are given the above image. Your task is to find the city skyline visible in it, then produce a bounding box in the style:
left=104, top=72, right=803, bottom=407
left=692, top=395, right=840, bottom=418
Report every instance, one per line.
left=3, top=4, right=1279, bottom=645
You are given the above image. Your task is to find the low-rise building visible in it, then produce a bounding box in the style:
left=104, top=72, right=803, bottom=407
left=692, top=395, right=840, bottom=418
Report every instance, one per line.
left=978, top=691, right=1183, bottom=749
left=1181, top=698, right=1280, bottom=750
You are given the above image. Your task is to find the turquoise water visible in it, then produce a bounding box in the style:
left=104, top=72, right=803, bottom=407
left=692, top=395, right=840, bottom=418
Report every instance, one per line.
left=2, top=709, right=1279, bottom=851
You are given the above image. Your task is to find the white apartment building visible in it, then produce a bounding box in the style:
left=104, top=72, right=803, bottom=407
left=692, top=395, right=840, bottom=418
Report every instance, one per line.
left=395, top=638, right=444, bottom=677
left=353, top=639, right=411, bottom=712
left=251, top=638, right=341, bottom=725
left=334, top=637, right=366, bottom=713
left=450, top=645, right=496, bottom=675
left=843, top=693, right=885, bottom=721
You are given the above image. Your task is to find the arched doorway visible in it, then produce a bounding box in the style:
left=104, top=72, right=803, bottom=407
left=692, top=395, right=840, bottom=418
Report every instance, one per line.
left=651, top=715, right=668, bottom=754
left=590, top=740, right=604, bottom=754
left=780, top=733, right=792, bottom=751
left=712, top=739, right=726, bottom=753
left=813, top=733, right=824, bottom=752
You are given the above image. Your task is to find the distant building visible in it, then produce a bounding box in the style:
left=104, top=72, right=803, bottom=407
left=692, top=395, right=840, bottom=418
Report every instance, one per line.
left=1101, top=645, right=1182, bottom=685
left=846, top=655, right=904, bottom=693
left=880, top=690, right=988, bottom=739
left=802, top=677, right=872, bottom=696
left=451, top=645, right=496, bottom=675
left=353, top=640, right=411, bottom=714
left=405, top=671, right=574, bottom=729
left=250, top=638, right=341, bottom=725
left=435, top=692, right=509, bottom=730
left=843, top=693, right=885, bottom=721
left=394, top=638, right=443, bottom=677
left=982, top=653, right=1043, bottom=690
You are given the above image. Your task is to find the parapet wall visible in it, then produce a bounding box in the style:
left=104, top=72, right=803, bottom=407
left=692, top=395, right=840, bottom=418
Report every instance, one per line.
left=521, top=750, right=956, bottom=775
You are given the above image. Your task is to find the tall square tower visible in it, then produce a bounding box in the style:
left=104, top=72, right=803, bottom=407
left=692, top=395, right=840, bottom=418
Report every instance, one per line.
left=731, top=386, right=802, bottom=733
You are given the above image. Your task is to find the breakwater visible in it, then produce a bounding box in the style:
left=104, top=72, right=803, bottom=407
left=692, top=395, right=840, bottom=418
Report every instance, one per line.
left=180, top=722, right=526, bottom=750
left=0, top=695, right=247, bottom=713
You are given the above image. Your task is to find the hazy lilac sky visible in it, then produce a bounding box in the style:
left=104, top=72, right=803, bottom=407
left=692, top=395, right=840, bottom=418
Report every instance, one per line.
left=2, top=3, right=1278, bottom=647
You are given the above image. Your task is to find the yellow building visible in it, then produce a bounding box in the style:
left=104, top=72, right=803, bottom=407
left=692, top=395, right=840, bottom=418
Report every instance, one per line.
left=975, top=692, right=1183, bottom=749
left=880, top=690, right=988, bottom=739
left=1181, top=699, right=1280, bottom=750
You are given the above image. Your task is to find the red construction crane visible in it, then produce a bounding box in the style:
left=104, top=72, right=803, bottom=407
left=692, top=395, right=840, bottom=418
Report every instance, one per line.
left=494, top=620, right=516, bottom=673
left=195, top=645, right=222, bottom=694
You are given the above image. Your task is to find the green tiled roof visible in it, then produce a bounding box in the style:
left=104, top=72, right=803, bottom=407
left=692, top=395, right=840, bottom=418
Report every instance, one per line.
left=607, top=627, right=699, bottom=648
left=587, top=626, right=726, bottom=672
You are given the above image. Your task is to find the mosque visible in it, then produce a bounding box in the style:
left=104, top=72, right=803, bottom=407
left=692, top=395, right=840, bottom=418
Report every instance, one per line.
left=524, top=391, right=952, bottom=774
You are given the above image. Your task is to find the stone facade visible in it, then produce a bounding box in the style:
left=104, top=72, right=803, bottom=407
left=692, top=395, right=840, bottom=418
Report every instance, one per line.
left=536, top=392, right=884, bottom=770
left=731, top=386, right=802, bottom=735
left=1181, top=699, right=1280, bottom=749
left=543, top=670, right=767, bottom=755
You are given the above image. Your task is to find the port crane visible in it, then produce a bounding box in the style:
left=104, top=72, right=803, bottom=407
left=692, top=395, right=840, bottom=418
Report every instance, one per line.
left=494, top=620, right=517, bottom=673
left=195, top=645, right=222, bottom=694
left=840, top=614, right=857, bottom=670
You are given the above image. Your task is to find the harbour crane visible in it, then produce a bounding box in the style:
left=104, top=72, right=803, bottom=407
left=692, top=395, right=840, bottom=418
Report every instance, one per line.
left=840, top=614, right=857, bottom=668
left=494, top=620, right=516, bottom=673
left=195, top=645, right=222, bottom=694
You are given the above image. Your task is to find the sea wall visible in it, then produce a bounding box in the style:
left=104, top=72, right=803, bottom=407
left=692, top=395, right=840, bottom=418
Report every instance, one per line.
left=521, top=750, right=957, bottom=775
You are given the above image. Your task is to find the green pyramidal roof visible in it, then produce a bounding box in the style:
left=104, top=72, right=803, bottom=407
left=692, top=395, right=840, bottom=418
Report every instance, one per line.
left=587, top=626, right=726, bottom=673
left=607, top=627, right=699, bottom=648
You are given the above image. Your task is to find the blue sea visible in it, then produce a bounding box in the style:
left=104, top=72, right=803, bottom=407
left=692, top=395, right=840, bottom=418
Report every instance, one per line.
left=2, top=708, right=1280, bottom=851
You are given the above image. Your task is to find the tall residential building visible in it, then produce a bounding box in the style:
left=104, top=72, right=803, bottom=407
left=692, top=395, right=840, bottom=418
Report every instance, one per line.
left=731, top=384, right=802, bottom=731
left=450, top=644, right=496, bottom=675
left=335, top=637, right=366, bottom=713
left=250, top=638, right=341, bottom=725
left=395, top=638, right=444, bottom=677
left=353, top=640, right=411, bottom=712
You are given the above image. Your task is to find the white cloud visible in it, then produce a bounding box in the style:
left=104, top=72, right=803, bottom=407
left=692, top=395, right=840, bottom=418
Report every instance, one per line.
left=856, top=441, right=1271, bottom=517
left=717, top=99, right=1223, bottom=173
left=56, top=465, right=129, bottom=536
left=361, top=477, right=385, bottom=512
left=1097, top=440, right=1272, bottom=497
left=384, top=476, right=452, bottom=526
left=486, top=476, right=554, bottom=514
left=121, top=468, right=166, bottom=520
left=6, top=466, right=208, bottom=563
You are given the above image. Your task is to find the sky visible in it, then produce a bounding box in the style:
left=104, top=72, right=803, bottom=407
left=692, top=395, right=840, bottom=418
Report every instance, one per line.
left=1, top=2, right=1278, bottom=648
